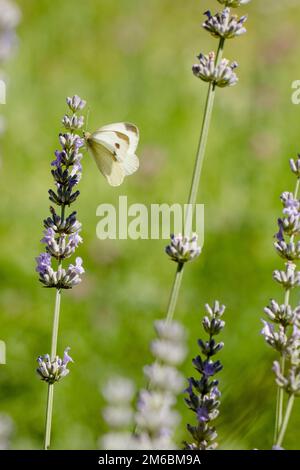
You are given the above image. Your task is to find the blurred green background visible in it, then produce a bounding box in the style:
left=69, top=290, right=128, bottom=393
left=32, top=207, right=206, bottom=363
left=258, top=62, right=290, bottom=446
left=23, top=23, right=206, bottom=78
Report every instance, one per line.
left=0, top=0, right=300, bottom=450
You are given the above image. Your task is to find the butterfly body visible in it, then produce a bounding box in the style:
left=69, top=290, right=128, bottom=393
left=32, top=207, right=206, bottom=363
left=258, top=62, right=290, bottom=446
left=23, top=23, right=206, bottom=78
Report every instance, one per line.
left=84, top=123, right=139, bottom=186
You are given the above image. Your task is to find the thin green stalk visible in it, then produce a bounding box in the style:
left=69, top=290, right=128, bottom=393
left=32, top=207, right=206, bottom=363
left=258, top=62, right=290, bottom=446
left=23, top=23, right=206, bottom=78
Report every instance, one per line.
left=294, top=177, right=300, bottom=200
left=44, top=287, right=62, bottom=450
left=276, top=394, right=295, bottom=448
left=276, top=355, right=286, bottom=438
left=137, top=43, right=226, bottom=429
left=278, top=290, right=290, bottom=433
left=166, top=263, right=184, bottom=323
left=132, top=262, right=184, bottom=435
left=186, top=38, right=225, bottom=214
left=165, top=38, right=225, bottom=323
left=44, top=383, right=54, bottom=450
left=134, top=38, right=227, bottom=440
left=44, top=202, right=65, bottom=450
left=50, top=288, right=61, bottom=360
left=273, top=265, right=289, bottom=444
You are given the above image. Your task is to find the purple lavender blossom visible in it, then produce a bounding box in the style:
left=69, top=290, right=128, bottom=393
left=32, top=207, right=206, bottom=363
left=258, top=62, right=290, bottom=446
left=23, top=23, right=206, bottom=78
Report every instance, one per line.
left=203, top=8, right=247, bottom=39
left=0, top=0, right=20, bottom=64
left=0, top=1, right=20, bottom=146
left=63, top=347, right=73, bottom=365
left=165, top=233, right=201, bottom=264
left=281, top=192, right=299, bottom=217
left=184, top=301, right=225, bottom=450
left=41, top=228, right=56, bottom=245
left=134, top=319, right=187, bottom=449
left=51, top=150, right=66, bottom=167
left=192, top=52, right=239, bottom=87
left=69, top=257, right=84, bottom=275
left=66, top=95, right=86, bottom=112
left=69, top=231, right=83, bottom=249
left=36, top=347, right=73, bottom=384
left=196, top=407, right=210, bottom=423
left=36, top=95, right=86, bottom=289
left=35, top=253, right=51, bottom=275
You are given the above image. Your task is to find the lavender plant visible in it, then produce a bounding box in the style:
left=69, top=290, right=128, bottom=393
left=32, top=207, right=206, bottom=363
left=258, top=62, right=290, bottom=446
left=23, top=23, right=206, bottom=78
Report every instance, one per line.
left=134, top=319, right=187, bottom=449
left=164, top=0, right=250, bottom=325
left=262, top=155, right=300, bottom=449
left=117, top=3, right=249, bottom=449
left=0, top=413, right=13, bottom=450
left=184, top=301, right=225, bottom=450
left=0, top=0, right=20, bottom=64
left=36, top=94, right=86, bottom=450
left=100, top=377, right=136, bottom=450
left=0, top=0, right=20, bottom=143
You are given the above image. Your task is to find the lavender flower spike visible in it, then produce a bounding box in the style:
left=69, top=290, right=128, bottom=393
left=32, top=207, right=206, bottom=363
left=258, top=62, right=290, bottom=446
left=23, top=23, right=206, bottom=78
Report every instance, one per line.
left=37, top=95, right=86, bottom=450
left=134, top=319, right=187, bottom=449
left=36, top=348, right=73, bottom=384
left=262, top=152, right=300, bottom=448
left=0, top=1, right=21, bottom=143
left=0, top=0, right=21, bottom=64
left=192, top=52, right=238, bottom=88
left=203, top=9, right=247, bottom=40
left=165, top=233, right=201, bottom=264
left=100, top=377, right=136, bottom=450
left=184, top=301, right=225, bottom=450
left=36, top=96, right=86, bottom=289
left=0, top=414, right=14, bottom=450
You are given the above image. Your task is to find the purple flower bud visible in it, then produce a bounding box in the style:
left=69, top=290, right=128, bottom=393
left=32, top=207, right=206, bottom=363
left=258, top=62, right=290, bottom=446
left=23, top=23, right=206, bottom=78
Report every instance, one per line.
left=197, top=406, right=210, bottom=423
left=63, top=347, right=73, bottom=365
left=37, top=348, right=73, bottom=384
left=165, top=233, right=201, bottom=264
left=203, top=8, right=247, bottom=40
left=66, top=95, right=86, bottom=112
left=75, top=257, right=84, bottom=274
left=35, top=253, right=51, bottom=274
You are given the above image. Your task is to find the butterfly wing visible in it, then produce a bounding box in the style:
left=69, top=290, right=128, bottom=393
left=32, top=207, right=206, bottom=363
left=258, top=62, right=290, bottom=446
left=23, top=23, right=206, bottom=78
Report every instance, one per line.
left=121, top=153, right=139, bottom=175
left=91, top=129, right=130, bottom=163
left=86, top=136, right=125, bottom=187
left=97, top=122, right=139, bottom=155
left=85, top=122, right=140, bottom=185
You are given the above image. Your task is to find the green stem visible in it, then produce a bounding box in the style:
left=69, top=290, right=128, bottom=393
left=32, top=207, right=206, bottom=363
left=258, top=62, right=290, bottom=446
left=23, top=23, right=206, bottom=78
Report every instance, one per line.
left=44, top=384, right=54, bottom=450
left=50, top=288, right=61, bottom=360
left=294, top=177, right=300, bottom=200
left=186, top=38, right=225, bottom=214
left=164, top=38, right=225, bottom=323
left=277, top=356, right=285, bottom=432
left=166, top=263, right=184, bottom=323
left=44, top=287, right=62, bottom=450
left=44, top=201, right=66, bottom=450
left=276, top=394, right=295, bottom=448
left=274, top=290, right=289, bottom=444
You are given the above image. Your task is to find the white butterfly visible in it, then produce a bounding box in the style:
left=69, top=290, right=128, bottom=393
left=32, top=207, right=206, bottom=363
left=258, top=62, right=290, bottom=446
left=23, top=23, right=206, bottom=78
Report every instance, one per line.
left=84, top=122, right=139, bottom=186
